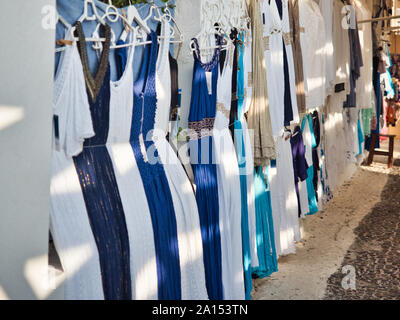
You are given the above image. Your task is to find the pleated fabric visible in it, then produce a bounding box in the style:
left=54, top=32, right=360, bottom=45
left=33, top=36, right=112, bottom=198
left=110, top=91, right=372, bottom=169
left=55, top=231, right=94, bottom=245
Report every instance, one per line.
left=131, top=31, right=181, bottom=300
left=252, top=166, right=278, bottom=279
left=234, top=33, right=253, bottom=300
left=188, top=37, right=223, bottom=300
left=73, top=22, right=131, bottom=300
left=246, top=0, right=276, bottom=166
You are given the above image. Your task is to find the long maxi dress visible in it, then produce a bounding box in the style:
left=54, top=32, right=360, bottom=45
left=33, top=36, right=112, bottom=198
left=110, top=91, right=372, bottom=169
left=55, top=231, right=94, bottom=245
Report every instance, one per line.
left=188, top=37, right=224, bottom=300
left=234, top=31, right=255, bottom=300
left=130, top=31, right=181, bottom=300
left=252, top=166, right=278, bottom=279
left=262, top=0, right=298, bottom=137
left=213, top=41, right=245, bottom=300
left=50, top=27, right=104, bottom=300
left=106, top=31, right=159, bottom=300
left=72, top=22, right=132, bottom=300
left=152, top=21, right=208, bottom=300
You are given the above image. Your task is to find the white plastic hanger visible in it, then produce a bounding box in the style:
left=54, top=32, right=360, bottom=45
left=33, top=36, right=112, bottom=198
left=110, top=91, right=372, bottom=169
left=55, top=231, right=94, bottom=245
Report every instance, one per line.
left=56, top=11, right=71, bottom=30
left=120, top=0, right=151, bottom=42
left=55, top=0, right=114, bottom=53
left=78, top=0, right=106, bottom=25
left=91, top=0, right=134, bottom=50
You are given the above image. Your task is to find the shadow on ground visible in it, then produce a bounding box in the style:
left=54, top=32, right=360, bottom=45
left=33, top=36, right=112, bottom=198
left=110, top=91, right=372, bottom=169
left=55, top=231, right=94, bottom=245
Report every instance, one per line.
left=324, top=165, right=400, bottom=300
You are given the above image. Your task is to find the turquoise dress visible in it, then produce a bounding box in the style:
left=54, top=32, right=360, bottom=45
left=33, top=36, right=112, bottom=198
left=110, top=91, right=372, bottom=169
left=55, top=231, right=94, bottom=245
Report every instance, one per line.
left=301, top=115, right=318, bottom=215
left=252, top=166, right=278, bottom=279
left=234, top=31, right=252, bottom=300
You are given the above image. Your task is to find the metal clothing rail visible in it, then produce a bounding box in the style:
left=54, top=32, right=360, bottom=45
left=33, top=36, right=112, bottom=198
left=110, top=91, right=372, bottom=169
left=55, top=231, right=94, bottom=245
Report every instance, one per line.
left=358, top=14, right=400, bottom=24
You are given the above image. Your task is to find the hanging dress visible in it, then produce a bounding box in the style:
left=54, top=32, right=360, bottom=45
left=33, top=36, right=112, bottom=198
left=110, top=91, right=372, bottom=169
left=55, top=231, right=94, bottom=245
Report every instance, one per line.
left=269, top=134, right=301, bottom=256
left=106, top=32, right=158, bottom=300
left=290, top=126, right=309, bottom=218
left=247, top=0, right=276, bottom=165
left=232, top=31, right=256, bottom=300
left=73, top=22, right=132, bottom=300
left=277, top=0, right=299, bottom=124
left=252, top=165, right=278, bottom=279
left=188, top=37, right=223, bottom=300
left=213, top=41, right=245, bottom=300
left=50, top=28, right=104, bottom=300
left=262, top=0, right=298, bottom=136
left=153, top=21, right=208, bottom=300
left=130, top=31, right=181, bottom=300
left=301, top=114, right=319, bottom=215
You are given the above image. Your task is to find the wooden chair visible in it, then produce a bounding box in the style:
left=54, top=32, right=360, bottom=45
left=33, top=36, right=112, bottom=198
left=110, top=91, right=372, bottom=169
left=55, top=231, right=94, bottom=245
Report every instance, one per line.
left=367, top=133, right=395, bottom=168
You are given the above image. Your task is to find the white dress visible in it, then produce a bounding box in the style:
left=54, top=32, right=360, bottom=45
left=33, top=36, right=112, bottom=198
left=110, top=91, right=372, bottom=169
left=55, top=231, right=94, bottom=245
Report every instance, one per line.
left=213, top=42, right=245, bottom=300
left=262, top=0, right=298, bottom=135
left=262, top=0, right=285, bottom=137
left=269, top=134, right=300, bottom=257
left=355, top=1, right=373, bottom=109
left=299, top=0, right=327, bottom=109
left=106, top=33, right=159, bottom=300
left=50, top=34, right=104, bottom=300
left=281, top=0, right=299, bottom=124
left=153, top=20, right=208, bottom=300
left=319, top=0, right=335, bottom=96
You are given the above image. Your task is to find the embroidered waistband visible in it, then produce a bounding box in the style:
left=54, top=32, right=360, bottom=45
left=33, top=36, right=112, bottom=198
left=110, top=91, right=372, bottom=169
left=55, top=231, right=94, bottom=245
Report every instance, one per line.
left=188, top=117, right=215, bottom=140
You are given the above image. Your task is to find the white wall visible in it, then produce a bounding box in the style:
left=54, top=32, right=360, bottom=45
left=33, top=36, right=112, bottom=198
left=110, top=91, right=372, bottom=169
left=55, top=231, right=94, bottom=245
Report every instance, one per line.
left=0, top=0, right=56, bottom=300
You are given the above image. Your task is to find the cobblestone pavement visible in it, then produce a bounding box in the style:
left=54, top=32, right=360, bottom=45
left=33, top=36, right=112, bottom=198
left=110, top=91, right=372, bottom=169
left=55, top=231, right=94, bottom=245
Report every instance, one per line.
left=324, top=166, right=400, bottom=300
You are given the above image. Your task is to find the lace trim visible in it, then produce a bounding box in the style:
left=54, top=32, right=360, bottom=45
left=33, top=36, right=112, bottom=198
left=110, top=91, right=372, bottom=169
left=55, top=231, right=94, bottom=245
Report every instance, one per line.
left=263, top=36, right=270, bottom=51
left=283, top=32, right=292, bottom=45
left=216, top=102, right=230, bottom=119
left=188, top=118, right=215, bottom=140
left=191, top=36, right=223, bottom=72
left=74, top=21, right=111, bottom=103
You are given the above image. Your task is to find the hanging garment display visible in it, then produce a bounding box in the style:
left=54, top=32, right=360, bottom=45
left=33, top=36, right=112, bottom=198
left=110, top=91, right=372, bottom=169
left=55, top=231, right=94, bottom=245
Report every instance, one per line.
left=246, top=0, right=276, bottom=165
left=213, top=41, right=245, bottom=300
left=299, top=0, right=327, bottom=109
left=48, top=0, right=383, bottom=301
left=252, top=166, right=278, bottom=279
left=188, top=37, right=224, bottom=300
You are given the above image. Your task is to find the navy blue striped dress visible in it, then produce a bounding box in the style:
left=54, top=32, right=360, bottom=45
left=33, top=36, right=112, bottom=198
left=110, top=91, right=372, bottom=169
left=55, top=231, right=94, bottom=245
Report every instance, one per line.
left=73, top=22, right=131, bottom=300
left=130, top=31, right=181, bottom=300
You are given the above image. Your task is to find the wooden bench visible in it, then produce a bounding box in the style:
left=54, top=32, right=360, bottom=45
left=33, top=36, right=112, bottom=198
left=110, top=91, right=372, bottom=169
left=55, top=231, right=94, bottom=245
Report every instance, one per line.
left=367, top=133, right=395, bottom=168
